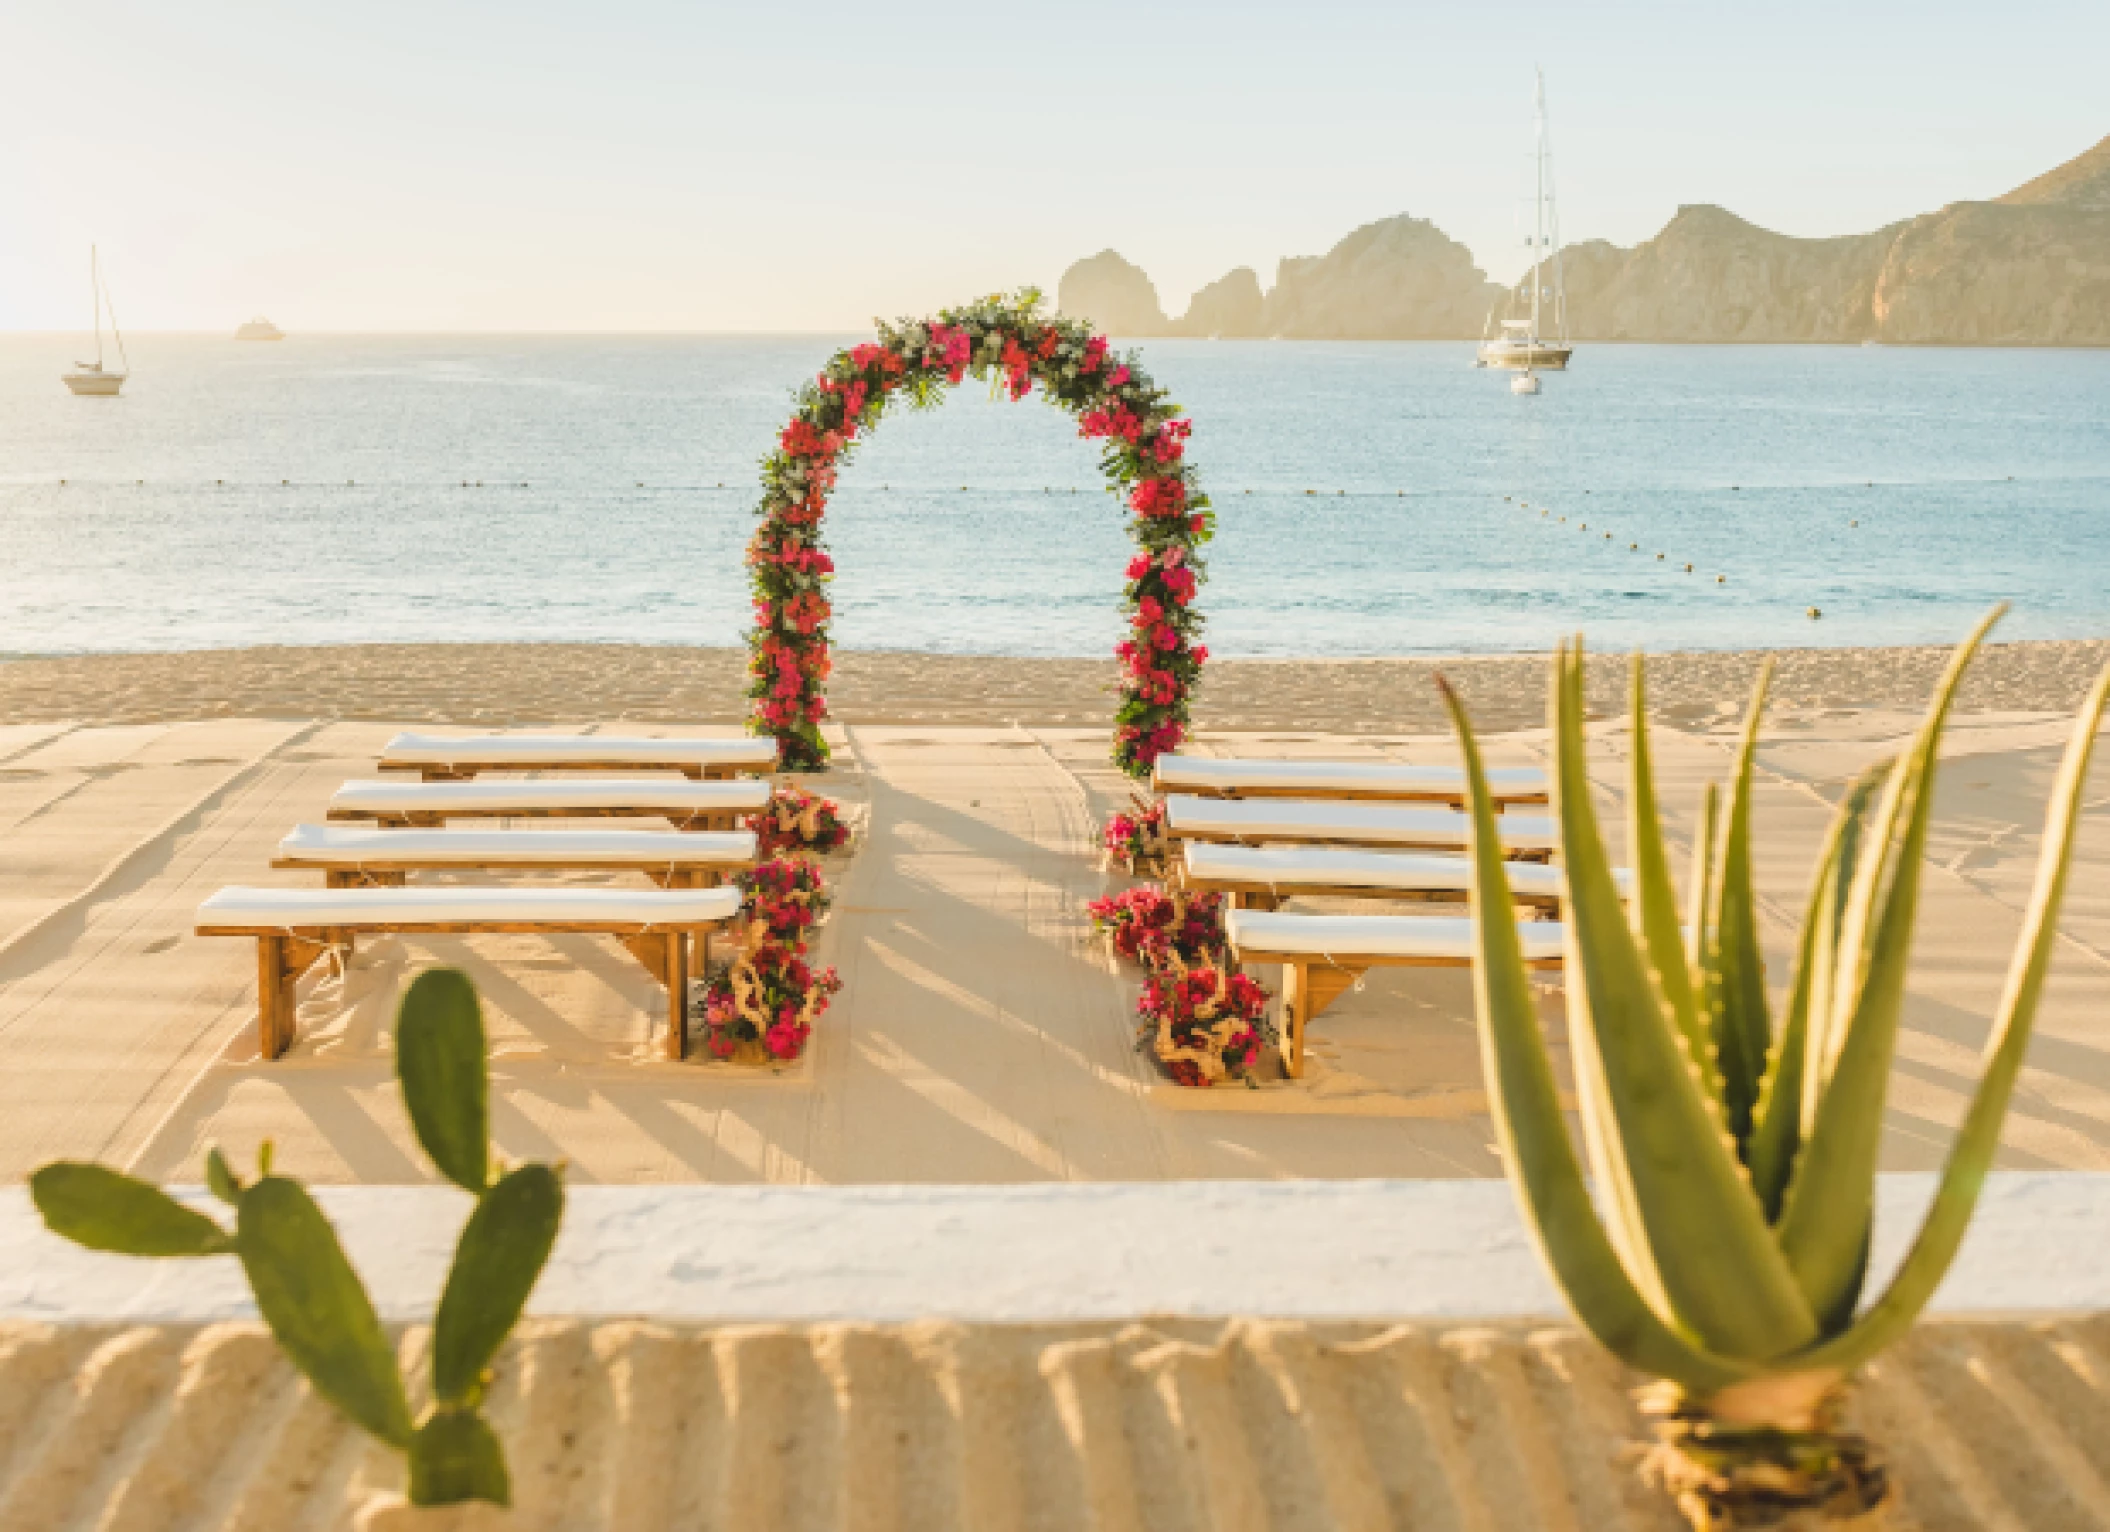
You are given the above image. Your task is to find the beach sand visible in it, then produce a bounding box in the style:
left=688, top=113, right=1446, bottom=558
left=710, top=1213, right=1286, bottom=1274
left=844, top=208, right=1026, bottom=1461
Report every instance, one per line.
left=0, top=639, right=2104, bottom=1186
left=7, top=1313, right=2108, bottom=1530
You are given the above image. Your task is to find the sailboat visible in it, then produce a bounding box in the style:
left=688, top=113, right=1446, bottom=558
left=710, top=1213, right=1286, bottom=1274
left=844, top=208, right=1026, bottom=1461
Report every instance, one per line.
left=62, top=246, right=129, bottom=397
left=1479, top=69, right=1573, bottom=373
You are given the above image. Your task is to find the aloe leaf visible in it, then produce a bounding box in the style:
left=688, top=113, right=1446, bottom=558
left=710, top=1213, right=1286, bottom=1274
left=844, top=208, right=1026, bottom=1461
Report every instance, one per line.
left=1552, top=644, right=1821, bottom=1360
left=1745, top=769, right=1883, bottom=1220
left=1438, top=671, right=1751, bottom=1394
left=408, top=1408, right=511, bottom=1507
left=396, top=968, right=490, bottom=1195
left=432, top=1164, right=563, bottom=1406
left=1623, top=655, right=1717, bottom=1101
left=1708, top=664, right=1776, bottom=1151
left=1688, top=781, right=1720, bottom=975
left=237, top=1176, right=414, bottom=1449
left=31, top=1162, right=235, bottom=1257
left=1775, top=608, right=2003, bottom=1329
left=1792, top=657, right=2109, bottom=1372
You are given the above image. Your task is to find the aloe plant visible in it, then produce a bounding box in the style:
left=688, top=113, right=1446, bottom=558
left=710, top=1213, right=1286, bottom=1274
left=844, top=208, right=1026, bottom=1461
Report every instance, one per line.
left=1439, top=609, right=2110, bottom=1530
left=32, top=968, right=562, bottom=1507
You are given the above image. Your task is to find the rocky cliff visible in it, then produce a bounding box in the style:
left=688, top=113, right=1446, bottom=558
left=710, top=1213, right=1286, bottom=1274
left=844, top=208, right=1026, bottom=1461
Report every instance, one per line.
left=1054, top=249, right=1169, bottom=336
left=1058, top=132, right=2110, bottom=345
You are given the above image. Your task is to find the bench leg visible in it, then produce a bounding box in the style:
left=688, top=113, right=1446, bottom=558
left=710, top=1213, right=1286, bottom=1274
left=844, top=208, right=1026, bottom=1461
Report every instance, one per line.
left=665, top=930, right=689, bottom=1061
left=258, top=937, right=294, bottom=1059
left=1277, top=962, right=1364, bottom=1080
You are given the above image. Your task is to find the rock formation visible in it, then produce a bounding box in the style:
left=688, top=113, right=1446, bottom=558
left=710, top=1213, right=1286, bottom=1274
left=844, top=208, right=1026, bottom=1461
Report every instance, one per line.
left=1170, top=267, right=1264, bottom=337
left=1258, top=215, right=1502, bottom=338
left=1055, top=250, right=1169, bottom=337
left=1057, top=132, right=2110, bottom=345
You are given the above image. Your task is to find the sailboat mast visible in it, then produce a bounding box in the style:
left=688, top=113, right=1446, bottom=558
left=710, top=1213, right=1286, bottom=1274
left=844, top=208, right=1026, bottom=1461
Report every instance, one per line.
left=1531, top=72, right=1544, bottom=339
left=91, top=245, right=104, bottom=369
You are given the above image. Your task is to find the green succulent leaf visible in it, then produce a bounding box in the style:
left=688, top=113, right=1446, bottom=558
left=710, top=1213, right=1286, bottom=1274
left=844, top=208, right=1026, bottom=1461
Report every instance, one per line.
left=1438, top=671, right=1751, bottom=1395
left=1746, top=768, right=1885, bottom=1220
left=204, top=1145, right=244, bottom=1206
left=397, top=968, right=491, bottom=1195
left=1775, top=608, right=2002, bottom=1330
left=432, top=1163, right=564, bottom=1407
left=1551, top=643, right=1819, bottom=1363
left=1623, top=656, right=1717, bottom=1103
left=1707, top=664, right=1776, bottom=1151
left=237, top=1176, right=414, bottom=1449
left=1792, top=656, right=2110, bottom=1374
left=408, top=1407, right=511, bottom=1507
left=30, top=1162, right=235, bottom=1257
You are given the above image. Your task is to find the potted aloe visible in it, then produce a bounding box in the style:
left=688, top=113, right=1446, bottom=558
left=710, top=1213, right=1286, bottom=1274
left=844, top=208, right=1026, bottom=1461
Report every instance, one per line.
left=1439, top=609, right=2109, bottom=1530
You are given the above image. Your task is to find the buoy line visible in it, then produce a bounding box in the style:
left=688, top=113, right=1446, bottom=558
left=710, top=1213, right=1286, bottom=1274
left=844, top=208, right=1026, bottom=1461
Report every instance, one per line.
left=1510, top=495, right=1733, bottom=588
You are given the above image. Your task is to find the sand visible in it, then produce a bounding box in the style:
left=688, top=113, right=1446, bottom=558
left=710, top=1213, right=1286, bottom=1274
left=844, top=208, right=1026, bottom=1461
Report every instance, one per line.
left=5, top=1313, right=2109, bottom=1530
left=0, top=636, right=2104, bottom=732
left=0, top=637, right=2103, bottom=1184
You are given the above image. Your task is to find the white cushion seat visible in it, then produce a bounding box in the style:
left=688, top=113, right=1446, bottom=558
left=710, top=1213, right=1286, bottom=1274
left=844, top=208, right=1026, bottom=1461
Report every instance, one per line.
left=1163, top=794, right=1557, bottom=854
left=379, top=731, right=777, bottom=769
left=1227, top=909, right=1565, bottom=963
left=1185, top=843, right=1627, bottom=900
left=1154, top=753, right=1547, bottom=802
left=329, top=777, right=770, bottom=815
left=276, top=823, right=756, bottom=866
left=198, top=884, right=742, bottom=930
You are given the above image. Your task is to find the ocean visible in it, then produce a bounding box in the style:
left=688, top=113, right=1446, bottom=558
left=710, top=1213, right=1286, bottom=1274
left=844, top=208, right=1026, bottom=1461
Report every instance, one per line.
left=1, top=334, right=2105, bottom=658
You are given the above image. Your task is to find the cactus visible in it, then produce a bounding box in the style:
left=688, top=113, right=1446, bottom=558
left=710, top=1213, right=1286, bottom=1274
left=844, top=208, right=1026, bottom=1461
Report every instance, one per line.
left=31, top=968, right=562, bottom=1508
left=1438, top=609, right=2110, bottom=1530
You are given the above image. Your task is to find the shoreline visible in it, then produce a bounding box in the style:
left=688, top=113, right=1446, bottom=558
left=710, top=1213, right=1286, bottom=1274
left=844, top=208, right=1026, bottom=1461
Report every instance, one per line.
left=2, top=636, right=2104, bottom=733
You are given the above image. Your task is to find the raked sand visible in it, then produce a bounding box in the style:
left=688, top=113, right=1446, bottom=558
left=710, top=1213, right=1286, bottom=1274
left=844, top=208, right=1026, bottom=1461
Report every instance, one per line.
left=0, top=640, right=2104, bottom=1185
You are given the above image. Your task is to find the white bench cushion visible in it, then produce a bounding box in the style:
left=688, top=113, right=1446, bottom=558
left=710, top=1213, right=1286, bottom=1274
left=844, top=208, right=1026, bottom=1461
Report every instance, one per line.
left=1227, top=909, right=1566, bottom=963
left=199, top=884, right=742, bottom=929
left=330, top=778, right=771, bottom=814
left=380, top=732, right=778, bottom=767
left=1163, top=795, right=1557, bottom=853
left=1154, top=754, right=1546, bottom=799
left=278, top=824, right=756, bottom=865
left=1185, top=843, right=1628, bottom=899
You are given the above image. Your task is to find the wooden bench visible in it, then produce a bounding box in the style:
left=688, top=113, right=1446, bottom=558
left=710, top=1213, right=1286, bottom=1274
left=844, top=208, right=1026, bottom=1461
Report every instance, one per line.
left=1162, top=794, right=1559, bottom=861
left=273, top=823, right=757, bottom=888
left=197, top=884, right=743, bottom=1062
left=1182, top=842, right=1593, bottom=914
left=377, top=731, right=778, bottom=781
left=326, top=777, right=770, bottom=832
left=1153, top=753, right=1548, bottom=809
left=1225, top=908, right=1565, bottom=1078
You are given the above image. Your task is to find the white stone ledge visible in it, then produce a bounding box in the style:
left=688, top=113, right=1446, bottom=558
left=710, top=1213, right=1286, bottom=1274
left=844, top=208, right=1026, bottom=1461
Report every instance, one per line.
left=3, top=1173, right=2106, bottom=1325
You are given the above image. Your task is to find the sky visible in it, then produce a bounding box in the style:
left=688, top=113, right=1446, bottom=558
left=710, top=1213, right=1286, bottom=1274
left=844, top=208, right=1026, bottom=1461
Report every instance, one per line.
left=2, top=0, right=2104, bottom=332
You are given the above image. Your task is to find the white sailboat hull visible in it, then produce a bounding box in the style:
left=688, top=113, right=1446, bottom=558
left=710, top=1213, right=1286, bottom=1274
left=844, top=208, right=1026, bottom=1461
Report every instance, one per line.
left=62, top=371, right=125, bottom=396
left=1478, top=342, right=1572, bottom=371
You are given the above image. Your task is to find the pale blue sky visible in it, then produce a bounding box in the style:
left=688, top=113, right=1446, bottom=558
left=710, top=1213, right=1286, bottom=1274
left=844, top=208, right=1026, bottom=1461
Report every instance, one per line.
left=3, top=0, right=2102, bottom=331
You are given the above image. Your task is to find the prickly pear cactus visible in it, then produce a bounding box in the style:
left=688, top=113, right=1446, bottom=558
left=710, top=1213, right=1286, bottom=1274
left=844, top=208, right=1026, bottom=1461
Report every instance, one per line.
left=29, top=966, right=564, bottom=1508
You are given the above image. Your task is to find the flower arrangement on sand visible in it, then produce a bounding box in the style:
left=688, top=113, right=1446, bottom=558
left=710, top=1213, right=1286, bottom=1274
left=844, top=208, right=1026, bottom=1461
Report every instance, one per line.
left=734, top=855, right=833, bottom=952
left=697, top=944, right=842, bottom=1065
left=1087, top=885, right=1227, bottom=970
left=747, top=290, right=1210, bottom=779
left=694, top=792, right=847, bottom=1067
left=1136, top=955, right=1271, bottom=1088
left=747, top=782, right=852, bottom=858
left=1100, top=795, right=1171, bottom=878
left=1087, top=879, right=1275, bottom=1087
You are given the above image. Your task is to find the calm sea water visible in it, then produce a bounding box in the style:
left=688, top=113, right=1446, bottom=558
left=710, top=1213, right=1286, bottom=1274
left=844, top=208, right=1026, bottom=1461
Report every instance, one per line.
left=1, top=334, right=2105, bottom=658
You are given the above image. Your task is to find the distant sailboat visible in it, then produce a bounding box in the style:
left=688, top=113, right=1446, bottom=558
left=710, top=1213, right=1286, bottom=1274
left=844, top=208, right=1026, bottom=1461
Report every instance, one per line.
left=62, top=246, right=129, bottom=397
left=1479, top=69, right=1573, bottom=374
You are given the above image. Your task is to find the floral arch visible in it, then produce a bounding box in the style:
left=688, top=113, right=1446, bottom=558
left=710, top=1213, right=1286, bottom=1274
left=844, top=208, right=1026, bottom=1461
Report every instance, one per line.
left=745, top=291, right=1210, bottom=779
